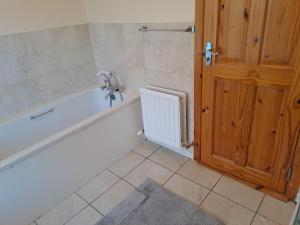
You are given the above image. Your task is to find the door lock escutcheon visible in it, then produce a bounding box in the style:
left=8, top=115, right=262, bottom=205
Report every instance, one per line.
left=205, top=41, right=220, bottom=66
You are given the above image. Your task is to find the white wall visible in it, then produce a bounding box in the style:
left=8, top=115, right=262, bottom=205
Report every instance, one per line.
left=0, top=0, right=195, bottom=35
left=84, top=0, right=195, bottom=23
left=0, top=0, right=88, bottom=35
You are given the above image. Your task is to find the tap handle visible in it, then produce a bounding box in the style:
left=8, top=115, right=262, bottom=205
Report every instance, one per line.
left=96, top=71, right=112, bottom=79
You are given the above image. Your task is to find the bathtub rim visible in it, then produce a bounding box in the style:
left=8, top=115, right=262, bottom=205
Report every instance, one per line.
left=1, top=85, right=122, bottom=125
left=0, top=87, right=140, bottom=172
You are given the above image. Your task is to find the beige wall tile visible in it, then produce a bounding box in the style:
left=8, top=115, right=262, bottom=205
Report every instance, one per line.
left=121, top=24, right=145, bottom=68
left=0, top=24, right=97, bottom=120
left=144, top=31, right=168, bottom=71
left=37, top=70, right=75, bottom=102
left=7, top=78, right=45, bottom=113
left=0, top=87, right=16, bottom=119
left=0, top=33, right=30, bottom=85
left=89, top=23, right=195, bottom=143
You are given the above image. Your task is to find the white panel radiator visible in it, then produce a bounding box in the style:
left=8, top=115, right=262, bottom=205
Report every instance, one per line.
left=140, top=87, right=192, bottom=158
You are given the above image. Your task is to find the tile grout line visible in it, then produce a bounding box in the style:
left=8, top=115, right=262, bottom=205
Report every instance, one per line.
left=162, top=159, right=189, bottom=186
left=61, top=204, right=90, bottom=225
left=173, top=172, right=211, bottom=193
left=88, top=175, right=122, bottom=206
left=146, top=157, right=180, bottom=173
left=210, top=186, right=263, bottom=212
left=74, top=185, right=105, bottom=217
left=249, top=194, right=266, bottom=225
left=37, top=142, right=287, bottom=225
left=90, top=204, right=104, bottom=216
left=88, top=145, right=163, bottom=216
left=75, top=176, right=118, bottom=217
left=75, top=169, right=117, bottom=195
left=177, top=167, right=266, bottom=214
left=211, top=191, right=258, bottom=213
left=78, top=144, right=157, bottom=207
left=75, top=192, right=91, bottom=205
left=104, top=140, right=157, bottom=178
left=175, top=169, right=220, bottom=191
left=79, top=143, right=153, bottom=195
left=109, top=144, right=163, bottom=188
left=75, top=158, right=283, bottom=225
left=133, top=144, right=161, bottom=159
left=107, top=149, right=147, bottom=172
left=108, top=169, right=137, bottom=189
left=34, top=191, right=86, bottom=222
left=255, top=213, right=282, bottom=225
left=255, top=194, right=265, bottom=213
left=199, top=175, right=223, bottom=208
left=32, top=143, right=192, bottom=225
left=162, top=171, right=176, bottom=186
left=110, top=155, right=147, bottom=179
left=72, top=143, right=161, bottom=218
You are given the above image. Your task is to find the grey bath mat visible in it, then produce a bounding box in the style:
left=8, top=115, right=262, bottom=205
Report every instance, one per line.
left=97, top=179, right=223, bottom=225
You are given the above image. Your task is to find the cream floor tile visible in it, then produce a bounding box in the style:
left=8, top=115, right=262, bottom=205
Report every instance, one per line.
left=36, top=194, right=87, bottom=225
left=213, top=176, right=264, bottom=211
left=65, top=206, right=102, bottom=225
left=258, top=195, right=295, bottom=225
left=133, top=141, right=160, bottom=157
left=164, top=174, right=209, bottom=206
left=77, top=170, right=119, bottom=203
left=109, top=151, right=145, bottom=177
left=252, top=214, right=279, bottom=225
left=124, top=159, right=174, bottom=187
left=201, top=192, right=255, bottom=225
left=92, top=180, right=135, bottom=215
left=178, top=160, right=221, bottom=189
left=149, top=148, right=187, bottom=171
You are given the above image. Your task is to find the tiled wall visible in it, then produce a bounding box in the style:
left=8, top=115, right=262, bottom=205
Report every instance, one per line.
left=0, top=24, right=98, bottom=120
left=89, top=23, right=195, bottom=142
left=0, top=22, right=194, bottom=142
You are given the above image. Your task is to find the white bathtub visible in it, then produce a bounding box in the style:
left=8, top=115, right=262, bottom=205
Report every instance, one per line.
left=0, top=87, right=144, bottom=225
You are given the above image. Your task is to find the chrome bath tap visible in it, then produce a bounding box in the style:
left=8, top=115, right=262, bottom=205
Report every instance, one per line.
left=96, top=71, right=124, bottom=107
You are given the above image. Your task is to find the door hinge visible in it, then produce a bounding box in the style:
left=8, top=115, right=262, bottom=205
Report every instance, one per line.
left=286, top=167, right=292, bottom=181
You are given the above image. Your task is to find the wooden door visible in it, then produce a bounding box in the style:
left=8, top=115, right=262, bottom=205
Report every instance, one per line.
left=198, top=0, right=300, bottom=193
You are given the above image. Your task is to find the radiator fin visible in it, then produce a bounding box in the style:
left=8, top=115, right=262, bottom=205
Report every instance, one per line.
left=140, top=88, right=181, bottom=150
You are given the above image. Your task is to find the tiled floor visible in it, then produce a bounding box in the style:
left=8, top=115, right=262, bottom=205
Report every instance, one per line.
left=33, top=141, right=296, bottom=225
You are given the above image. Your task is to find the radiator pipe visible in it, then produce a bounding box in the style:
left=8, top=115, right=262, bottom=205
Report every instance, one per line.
left=182, top=141, right=194, bottom=149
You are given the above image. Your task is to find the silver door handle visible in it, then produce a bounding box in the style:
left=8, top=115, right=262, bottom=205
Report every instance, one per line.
left=211, top=51, right=220, bottom=55
left=205, top=41, right=220, bottom=66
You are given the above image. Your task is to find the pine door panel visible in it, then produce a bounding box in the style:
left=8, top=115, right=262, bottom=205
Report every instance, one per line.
left=247, top=87, right=286, bottom=174
left=262, top=0, right=300, bottom=64
left=213, top=79, right=255, bottom=166
left=201, top=0, right=300, bottom=191
left=217, top=0, right=249, bottom=62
